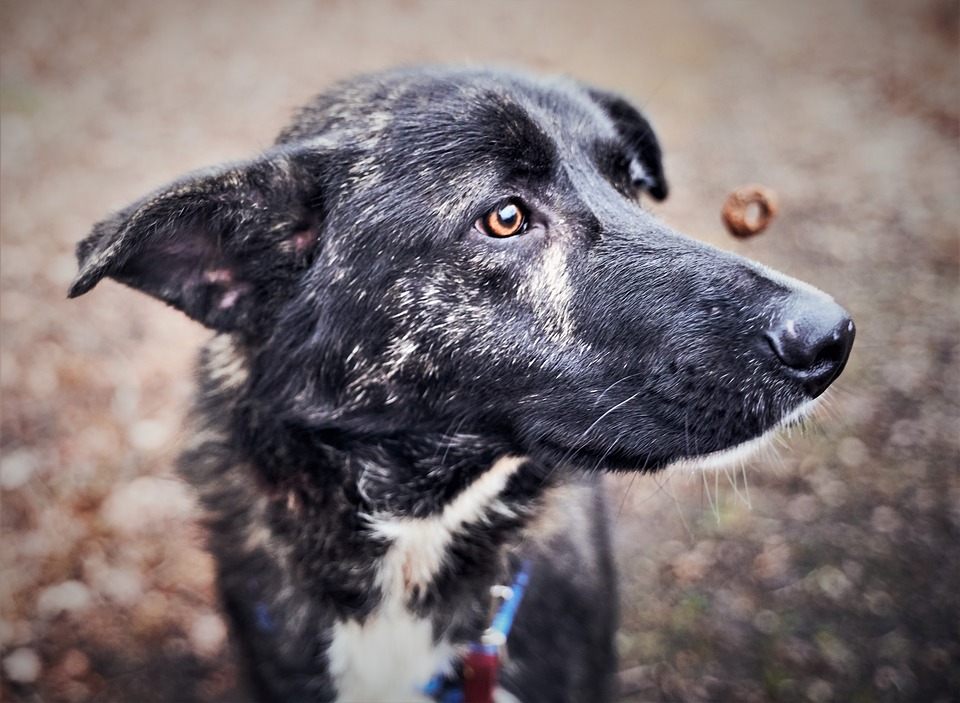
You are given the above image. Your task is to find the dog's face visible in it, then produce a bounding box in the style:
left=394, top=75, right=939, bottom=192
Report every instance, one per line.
left=70, top=67, right=853, bottom=474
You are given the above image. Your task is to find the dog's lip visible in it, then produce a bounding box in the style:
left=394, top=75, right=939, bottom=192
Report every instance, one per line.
left=533, top=437, right=670, bottom=473
left=669, top=434, right=771, bottom=472
left=533, top=397, right=820, bottom=473
left=669, top=396, right=820, bottom=471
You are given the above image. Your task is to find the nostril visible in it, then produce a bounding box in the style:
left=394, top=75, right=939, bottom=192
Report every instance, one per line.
left=766, top=319, right=810, bottom=369
left=810, top=325, right=851, bottom=369
left=766, top=312, right=855, bottom=398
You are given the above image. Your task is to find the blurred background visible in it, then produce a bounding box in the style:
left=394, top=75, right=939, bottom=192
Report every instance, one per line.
left=1, top=0, right=957, bottom=701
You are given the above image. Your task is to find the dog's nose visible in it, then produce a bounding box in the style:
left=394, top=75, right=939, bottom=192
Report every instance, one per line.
left=764, top=296, right=855, bottom=398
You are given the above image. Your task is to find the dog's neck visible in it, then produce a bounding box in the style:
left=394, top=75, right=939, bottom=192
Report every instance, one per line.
left=253, top=433, right=545, bottom=602
left=188, top=334, right=553, bottom=626
left=177, top=334, right=600, bottom=699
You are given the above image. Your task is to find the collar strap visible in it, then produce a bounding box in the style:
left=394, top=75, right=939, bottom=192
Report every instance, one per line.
left=425, top=561, right=531, bottom=703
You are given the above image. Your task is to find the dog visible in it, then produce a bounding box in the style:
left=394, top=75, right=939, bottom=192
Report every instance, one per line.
left=70, top=66, right=854, bottom=702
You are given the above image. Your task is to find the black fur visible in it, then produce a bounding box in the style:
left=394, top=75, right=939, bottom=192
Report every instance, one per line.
left=71, top=66, right=853, bottom=702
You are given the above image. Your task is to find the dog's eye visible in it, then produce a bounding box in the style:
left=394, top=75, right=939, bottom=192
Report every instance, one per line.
left=478, top=200, right=527, bottom=238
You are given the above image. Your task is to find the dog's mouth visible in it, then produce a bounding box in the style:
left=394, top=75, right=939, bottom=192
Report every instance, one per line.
left=660, top=396, right=822, bottom=473
left=533, top=439, right=671, bottom=474
left=531, top=396, right=822, bottom=475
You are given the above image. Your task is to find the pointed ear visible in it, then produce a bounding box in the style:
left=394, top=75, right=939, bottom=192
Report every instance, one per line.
left=69, top=145, right=327, bottom=332
left=588, top=89, right=669, bottom=201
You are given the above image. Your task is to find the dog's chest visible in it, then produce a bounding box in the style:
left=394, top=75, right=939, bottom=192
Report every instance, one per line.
left=326, top=456, right=527, bottom=700
left=324, top=512, right=461, bottom=702
left=327, top=605, right=452, bottom=702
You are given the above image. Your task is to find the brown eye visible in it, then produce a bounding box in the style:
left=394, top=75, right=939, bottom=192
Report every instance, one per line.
left=479, top=200, right=527, bottom=238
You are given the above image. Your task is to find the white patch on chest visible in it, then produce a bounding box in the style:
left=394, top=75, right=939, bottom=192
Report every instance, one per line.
left=327, top=456, right=526, bottom=701
left=327, top=607, right=446, bottom=703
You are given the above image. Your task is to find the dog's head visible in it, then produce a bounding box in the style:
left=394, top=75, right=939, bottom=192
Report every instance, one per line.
left=71, top=67, right=853, bottom=473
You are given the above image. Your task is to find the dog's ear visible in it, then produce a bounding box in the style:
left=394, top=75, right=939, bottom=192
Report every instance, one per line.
left=589, top=89, right=668, bottom=201
left=68, top=146, right=326, bottom=332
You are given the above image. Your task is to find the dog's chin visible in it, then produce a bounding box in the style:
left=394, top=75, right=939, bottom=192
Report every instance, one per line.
left=538, top=397, right=821, bottom=475
left=667, top=397, right=820, bottom=472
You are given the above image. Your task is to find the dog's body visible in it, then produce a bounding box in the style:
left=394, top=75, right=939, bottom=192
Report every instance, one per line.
left=71, top=66, right=854, bottom=702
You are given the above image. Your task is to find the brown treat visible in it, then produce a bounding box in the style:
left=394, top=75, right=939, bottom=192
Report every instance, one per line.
left=721, top=185, right=779, bottom=238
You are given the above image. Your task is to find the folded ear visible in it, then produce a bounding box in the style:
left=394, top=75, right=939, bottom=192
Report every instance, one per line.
left=69, top=145, right=327, bottom=332
left=589, top=89, right=668, bottom=201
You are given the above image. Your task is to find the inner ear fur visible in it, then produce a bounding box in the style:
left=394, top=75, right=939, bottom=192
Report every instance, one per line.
left=69, top=145, right=327, bottom=333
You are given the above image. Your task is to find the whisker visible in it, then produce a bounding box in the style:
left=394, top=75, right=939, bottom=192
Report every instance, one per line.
left=665, top=469, right=694, bottom=540
left=555, top=391, right=643, bottom=470
left=594, top=373, right=646, bottom=407
left=439, top=416, right=469, bottom=465
left=700, top=466, right=719, bottom=523
left=723, top=461, right=750, bottom=508
left=615, top=473, right=639, bottom=524
left=740, top=460, right=752, bottom=509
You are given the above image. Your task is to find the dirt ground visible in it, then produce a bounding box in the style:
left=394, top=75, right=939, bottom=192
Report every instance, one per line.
left=1, top=0, right=957, bottom=701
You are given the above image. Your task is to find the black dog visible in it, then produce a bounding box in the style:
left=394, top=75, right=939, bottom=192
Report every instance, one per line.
left=70, top=66, right=854, bottom=702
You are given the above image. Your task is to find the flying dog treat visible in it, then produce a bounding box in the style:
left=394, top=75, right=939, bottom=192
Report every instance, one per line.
left=722, top=185, right=778, bottom=238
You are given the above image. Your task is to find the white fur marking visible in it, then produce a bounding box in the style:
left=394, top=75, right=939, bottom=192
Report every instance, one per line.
left=327, top=611, right=445, bottom=703
left=527, top=240, right=575, bottom=342
left=373, top=455, right=525, bottom=593
left=327, top=456, right=526, bottom=701
left=205, top=334, right=248, bottom=390
left=494, top=688, right=523, bottom=703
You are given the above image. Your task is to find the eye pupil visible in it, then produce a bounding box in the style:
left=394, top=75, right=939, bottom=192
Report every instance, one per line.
left=482, top=200, right=526, bottom=237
